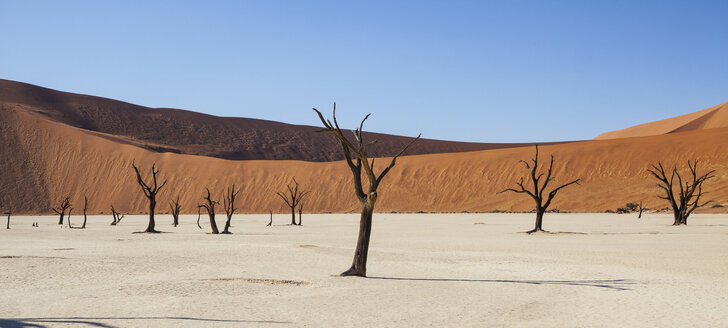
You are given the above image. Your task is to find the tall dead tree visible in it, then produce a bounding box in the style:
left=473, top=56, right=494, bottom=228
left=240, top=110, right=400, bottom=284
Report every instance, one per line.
left=648, top=161, right=714, bottom=225
left=222, top=184, right=241, bottom=234
left=132, top=162, right=168, bottom=233
left=198, top=188, right=220, bottom=234
left=499, top=145, right=580, bottom=233
left=81, top=196, right=88, bottom=229
left=169, top=196, right=181, bottom=227
left=52, top=196, right=71, bottom=225
left=276, top=177, right=308, bottom=226
left=314, top=104, right=420, bottom=277
left=110, top=205, right=125, bottom=225
left=5, top=207, right=11, bottom=229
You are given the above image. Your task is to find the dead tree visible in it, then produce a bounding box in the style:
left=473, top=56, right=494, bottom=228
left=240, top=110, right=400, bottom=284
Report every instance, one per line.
left=196, top=207, right=202, bottom=229
left=638, top=201, right=645, bottom=219
left=499, top=145, right=580, bottom=233
left=169, top=196, right=181, bottom=227
left=67, top=207, right=73, bottom=228
left=276, top=177, right=308, bottom=225
left=5, top=207, right=11, bottom=229
left=298, top=203, right=304, bottom=226
left=81, top=196, right=88, bottom=229
left=52, top=196, right=71, bottom=225
left=648, top=161, right=714, bottom=225
left=198, top=188, right=219, bottom=234
left=314, top=104, right=420, bottom=277
left=110, top=205, right=125, bottom=225
left=222, top=184, right=241, bottom=234
left=267, top=209, right=273, bottom=227
left=132, top=162, right=168, bottom=233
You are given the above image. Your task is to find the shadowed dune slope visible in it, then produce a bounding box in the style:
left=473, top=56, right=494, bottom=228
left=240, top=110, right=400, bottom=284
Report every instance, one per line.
left=1, top=105, right=726, bottom=214
left=0, top=79, right=536, bottom=161
left=595, top=101, right=728, bottom=140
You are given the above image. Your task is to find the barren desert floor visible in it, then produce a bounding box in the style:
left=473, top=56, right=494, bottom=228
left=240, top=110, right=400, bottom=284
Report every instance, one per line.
left=1, top=213, right=727, bottom=327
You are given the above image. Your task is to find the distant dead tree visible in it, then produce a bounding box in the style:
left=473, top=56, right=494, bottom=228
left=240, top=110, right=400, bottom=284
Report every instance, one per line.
left=5, top=207, right=11, bottom=229
left=276, top=177, right=308, bottom=225
left=499, top=145, right=580, bottom=233
left=169, top=196, right=181, bottom=227
left=222, top=184, right=241, bottom=234
left=196, top=207, right=203, bottom=229
left=81, top=196, right=88, bottom=229
left=267, top=209, right=273, bottom=227
left=132, top=162, right=168, bottom=233
left=52, top=196, right=71, bottom=225
left=198, top=188, right=220, bottom=234
left=638, top=201, right=645, bottom=219
left=648, top=161, right=714, bottom=225
left=298, top=203, right=304, bottom=226
left=110, top=205, right=125, bottom=225
left=67, top=207, right=73, bottom=228
left=314, top=104, right=420, bottom=277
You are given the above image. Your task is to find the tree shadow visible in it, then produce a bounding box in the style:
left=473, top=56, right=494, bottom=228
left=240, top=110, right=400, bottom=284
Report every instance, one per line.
left=366, top=276, right=639, bottom=291
left=0, top=316, right=292, bottom=328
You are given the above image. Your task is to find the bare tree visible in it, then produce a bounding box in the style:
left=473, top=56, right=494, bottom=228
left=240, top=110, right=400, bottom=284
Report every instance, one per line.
left=267, top=209, right=273, bottom=227
left=5, top=207, right=11, bottom=229
left=110, top=205, right=125, bottom=225
left=277, top=177, right=308, bottom=225
left=499, top=145, right=580, bottom=233
left=52, top=196, right=71, bottom=225
left=298, top=203, right=304, bottom=226
left=169, top=196, right=181, bottom=227
left=638, top=201, right=645, bottom=219
left=81, top=196, right=88, bottom=229
left=132, top=162, right=168, bottom=233
left=196, top=207, right=203, bottom=229
left=648, top=161, right=714, bottom=225
left=67, top=207, right=73, bottom=228
left=222, top=184, right=241, bottom=234
left=314, top=104, right=420, bottom=277
left=198, top=188, right=220, bottom=234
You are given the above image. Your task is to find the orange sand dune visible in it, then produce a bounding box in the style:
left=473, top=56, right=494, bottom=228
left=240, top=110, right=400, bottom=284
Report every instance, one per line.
left=1, top=105, right=726, bottom=215
left=595, top=101, right=728, bottom=140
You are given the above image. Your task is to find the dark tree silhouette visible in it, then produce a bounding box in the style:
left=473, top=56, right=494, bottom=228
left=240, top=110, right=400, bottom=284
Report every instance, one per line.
left=314, top=104, right=420, bottom=277
left=638, top=201, right=645, bottom=219
left=648, top=161, right=714, bottom=225
left=267, top=209, right=273, bottom=227
left=4, top=207, right=11, bottom=229
left=79, top=196, right=88, bottom=229
left=276, top=177, right=308, bottom=225
left=499, top=145, right=580, bottom=233
left=298, top=203, right=304, bottom=226
left=67, top=207, right=73, bottom=228
left=196, top=207, right=203, bottom=229
left=198, top=188, right=220, bottom=234
left=170, top=196, right=182, bottom=227
left=52, top=196, right=71, bottom=225
left=110, top=205, right=125, bottom=225
left=132, top=162, right=168, bottom=233
left=222, top=184, right=241, bottom=234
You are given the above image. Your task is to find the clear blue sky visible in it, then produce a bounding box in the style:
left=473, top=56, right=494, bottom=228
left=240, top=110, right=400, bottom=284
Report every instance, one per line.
left=1, top=1, right=726, bottom=142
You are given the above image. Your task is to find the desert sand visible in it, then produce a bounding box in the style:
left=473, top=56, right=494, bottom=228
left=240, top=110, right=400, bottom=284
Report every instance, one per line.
left=1, top=213, right=727, bottom=327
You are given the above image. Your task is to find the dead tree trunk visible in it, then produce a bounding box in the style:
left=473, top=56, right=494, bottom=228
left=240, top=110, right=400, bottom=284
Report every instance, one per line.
left=5, top=208, right=11, bottom=229
left=169, top=196, right=181, bottom=227
left=222, top=184, right=241, bottom=234
left=81, top=196, right=88, bottom=229
left=52, top=196, right=71, bottom=225
left=267, top=209, right=273, bottom=227
left=638, top=201, right=645, bottom=219
left=298, top=203, right=304, bottom=226
left=314, top=104, right=420, bottom=277
left=67, top=207, right=73, bottom=228
left=277, top=177, right=308, bottom=226
left=198, top=188, right=219, bottom=234
left=132, top=162, right=168, bottom=233
left=110, top=205, right=125, bottom=225
left=196, top=207, right=202, bottom=229
left=498, top=145, right=580, bottom=234
left=648, top=161, right=714, bottom=226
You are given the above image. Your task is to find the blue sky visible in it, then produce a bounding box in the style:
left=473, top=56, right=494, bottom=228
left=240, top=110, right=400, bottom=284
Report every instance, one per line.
left=1, top=1, right=726, bottom=142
